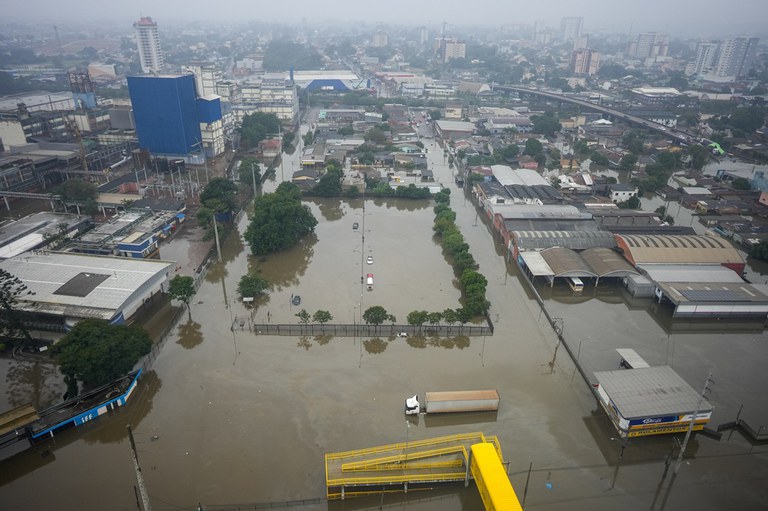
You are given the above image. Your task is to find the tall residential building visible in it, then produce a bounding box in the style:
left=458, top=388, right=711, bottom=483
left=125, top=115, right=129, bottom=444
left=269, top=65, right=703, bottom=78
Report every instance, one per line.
left=133, top=17, right=163, bottom=74
left=127, top=74, right=224, bottom=158
left=238, top=75, right=299, bottom=125
left=627, top=32, right=669, bottom=60
left=434, top=38, right=466, bottom=63
left=559, top=17, right=583, bottom=42
left=713, top=37, right=759, bottom=79
left=182, top=63, right=221, bottom=97
left=372, top=31, right=389, bottom=48
left=685, top=42, right=720, bottom=76
left=571, top=48, right=601, bottom=76
left=573, top=35, right=589, bottom=51
left=418, top=26, right=429, bottom=45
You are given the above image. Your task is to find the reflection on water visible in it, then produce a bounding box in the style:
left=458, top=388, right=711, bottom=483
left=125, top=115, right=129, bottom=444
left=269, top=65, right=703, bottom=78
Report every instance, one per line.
left=176, top=319, right=204, bottom=349
left=0, top=370, right=162, bottom=486
left=363, top=337, right=388, bottom=354
left=309, top=197, right=345, bottom=221
left=371, top=197, right=431, bottom=212
left=326, top=486, right=483, bottom=511
left=423, top=410, right=498, bottom=428
left=253, top=233, right=317, bottom=292
left=81, top=370, right=162, bottom=445
left=746, top=256, right=768, bottom=278
left=537, top=280, right=628, bottom=306
left=5, top=360, right=63, bottom=410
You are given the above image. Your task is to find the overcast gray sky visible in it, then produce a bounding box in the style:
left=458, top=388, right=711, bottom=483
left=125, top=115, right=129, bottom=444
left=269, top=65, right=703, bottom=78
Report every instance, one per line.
left=6, top=0, right=768, bottom=37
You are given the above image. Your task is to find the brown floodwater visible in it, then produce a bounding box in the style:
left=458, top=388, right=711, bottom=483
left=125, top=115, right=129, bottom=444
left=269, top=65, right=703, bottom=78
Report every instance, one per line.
left=1, top=140, right=767, bottom=510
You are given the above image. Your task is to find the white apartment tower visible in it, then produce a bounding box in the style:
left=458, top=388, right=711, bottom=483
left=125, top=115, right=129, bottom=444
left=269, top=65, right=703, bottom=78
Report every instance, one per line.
left=686, top=37, right=760, bottom=80
left=628, top=32, right=669, bottom=60
left=571, top=48, right=601, bottom=76
left=559, top=17, right=583, bottom=42
left=686, top=42, right=720, bottom=76
left=443, top=39, right=466, bottom=63
left=182, top=64, right=221, bottom=97
left=133, top=17, right=163, bottom=74
left=372, top=31, right=389, bottom=48
left=714, top=37, right=759, bottom=79
left=418, top=26, right=429, bottom=45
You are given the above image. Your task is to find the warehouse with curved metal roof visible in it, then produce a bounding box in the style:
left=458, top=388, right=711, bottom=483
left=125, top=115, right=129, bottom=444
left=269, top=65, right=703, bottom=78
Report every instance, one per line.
left=615, top=234, right=745, bottom=274
left=517, top=247, right=639, bottom=283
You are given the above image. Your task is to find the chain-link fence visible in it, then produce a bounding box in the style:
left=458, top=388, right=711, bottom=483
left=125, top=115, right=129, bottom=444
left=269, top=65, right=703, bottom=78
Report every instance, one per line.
left=250, top=323, right=492, bottom=337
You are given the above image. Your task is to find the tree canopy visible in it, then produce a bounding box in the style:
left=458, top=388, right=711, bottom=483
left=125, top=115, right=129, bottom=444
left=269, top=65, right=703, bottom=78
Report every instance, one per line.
left=238, top=157, right=262, bottom=191
left=0, top=269, right=33, bottom=343
left=244, top=182, right=318, bottom=255
left=56, top=179, right=97, bottom=203
left=312, top=310, right=333, bottom=324
left=363, top=306, right=390, bottom=326
left=54, top=319, right=151, bottom=391
left=237, top=274, right=271, bottom=299
left=201, top=177, right=239, bottom=213
left=523, top=138, right=544, bottom=157
left=240, top=112, right=281, bottom=148
left=749, top=240, right=768, bottom=262
left=531, top=112, right=562, bottom=137
left=310, top=168, right=343, bottom=196
left=168, top=275, right=195, bottom=316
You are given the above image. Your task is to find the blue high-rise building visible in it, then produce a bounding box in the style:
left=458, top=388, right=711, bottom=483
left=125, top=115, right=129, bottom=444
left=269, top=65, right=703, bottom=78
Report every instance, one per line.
left=128, top=74, right=222, bottom=157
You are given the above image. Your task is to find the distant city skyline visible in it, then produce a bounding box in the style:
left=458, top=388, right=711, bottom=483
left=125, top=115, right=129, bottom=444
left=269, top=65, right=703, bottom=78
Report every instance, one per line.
left=4, top=0, right=768, bottom=38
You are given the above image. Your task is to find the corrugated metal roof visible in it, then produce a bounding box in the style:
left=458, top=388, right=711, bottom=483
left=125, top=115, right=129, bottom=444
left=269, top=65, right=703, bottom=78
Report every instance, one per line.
left=490, top=204, right=584, bottom=219
left=618, top=235, right=743, bottom=265
left=540, top=247, right=596, bottom=277
left=639, top=264, right=744, bottom=283
left=492, top=166, right=549, bottom=187
left=514, top=230, right=615, bottom=251
left=595, top=366, right=712, bottom=419
left=0, top=252, right=173, bottom=320
left=658, top=282, right=768, bottom=305
left=518, top=251, right=554, bottom=276
left=581, top=247, right=639, bottom=277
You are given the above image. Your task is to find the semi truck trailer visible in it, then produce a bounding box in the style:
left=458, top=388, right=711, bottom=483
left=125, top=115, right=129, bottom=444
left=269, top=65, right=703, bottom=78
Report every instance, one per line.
left=405, top=390, right=500, bottom=415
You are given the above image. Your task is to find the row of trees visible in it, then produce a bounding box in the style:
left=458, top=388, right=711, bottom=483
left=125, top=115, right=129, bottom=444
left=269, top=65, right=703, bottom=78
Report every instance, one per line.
left=432, top=190, right=490, bottom=317
left=295, top=309, right=333, bottom=324
left=406, top=309, right=472, bottom=331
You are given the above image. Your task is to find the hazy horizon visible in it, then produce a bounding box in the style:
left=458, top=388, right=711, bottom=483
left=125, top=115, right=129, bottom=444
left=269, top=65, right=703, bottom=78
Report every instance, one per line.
left=4, top=0, right=768, bottom=39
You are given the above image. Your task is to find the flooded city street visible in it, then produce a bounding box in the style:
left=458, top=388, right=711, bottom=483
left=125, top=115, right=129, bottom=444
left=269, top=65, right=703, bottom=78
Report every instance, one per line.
left=1, top=138, right=768, bottom=511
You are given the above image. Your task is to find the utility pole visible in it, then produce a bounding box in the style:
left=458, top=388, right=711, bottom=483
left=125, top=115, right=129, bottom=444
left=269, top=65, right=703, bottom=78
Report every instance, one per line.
left=251, top=162, right=258, bottom=195
left=278, top=124, right=284, bottom=182
left=212, top=215, right=222, bottom=262
left=674, top=372, right=713, bottom=474
left=127, top=425, right=152, bottom=511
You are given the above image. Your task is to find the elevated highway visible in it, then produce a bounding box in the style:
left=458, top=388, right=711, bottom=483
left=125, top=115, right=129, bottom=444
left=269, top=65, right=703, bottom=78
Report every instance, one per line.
left=495, top=85, right=694, bottom=144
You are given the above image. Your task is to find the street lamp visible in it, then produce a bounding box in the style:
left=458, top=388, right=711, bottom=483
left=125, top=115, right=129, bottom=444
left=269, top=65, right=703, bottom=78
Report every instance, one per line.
left=576, top=336, right=593, bottom=362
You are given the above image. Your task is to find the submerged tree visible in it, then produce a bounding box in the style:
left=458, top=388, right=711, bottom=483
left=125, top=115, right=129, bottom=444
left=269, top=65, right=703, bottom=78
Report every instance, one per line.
left=54, top=319, right=151, bottom=396
left=244, top=182, right=318, bottom=255
left=168, top=275, right=195, bottom=319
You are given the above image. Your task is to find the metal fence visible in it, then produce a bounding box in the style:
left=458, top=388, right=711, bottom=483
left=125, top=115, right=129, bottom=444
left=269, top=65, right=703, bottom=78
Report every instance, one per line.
left=250, top=323, right=492, bottom=338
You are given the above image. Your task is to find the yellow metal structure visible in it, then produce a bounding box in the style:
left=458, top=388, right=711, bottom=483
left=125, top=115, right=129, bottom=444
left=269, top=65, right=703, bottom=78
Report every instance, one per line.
left=470, top=443, right=523, bottom=511
left=325, top=431, right=517, bottom=508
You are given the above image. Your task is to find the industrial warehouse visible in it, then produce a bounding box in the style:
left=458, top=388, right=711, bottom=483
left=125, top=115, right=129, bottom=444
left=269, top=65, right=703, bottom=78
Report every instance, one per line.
left=0, top=251, right=174, bottom=332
